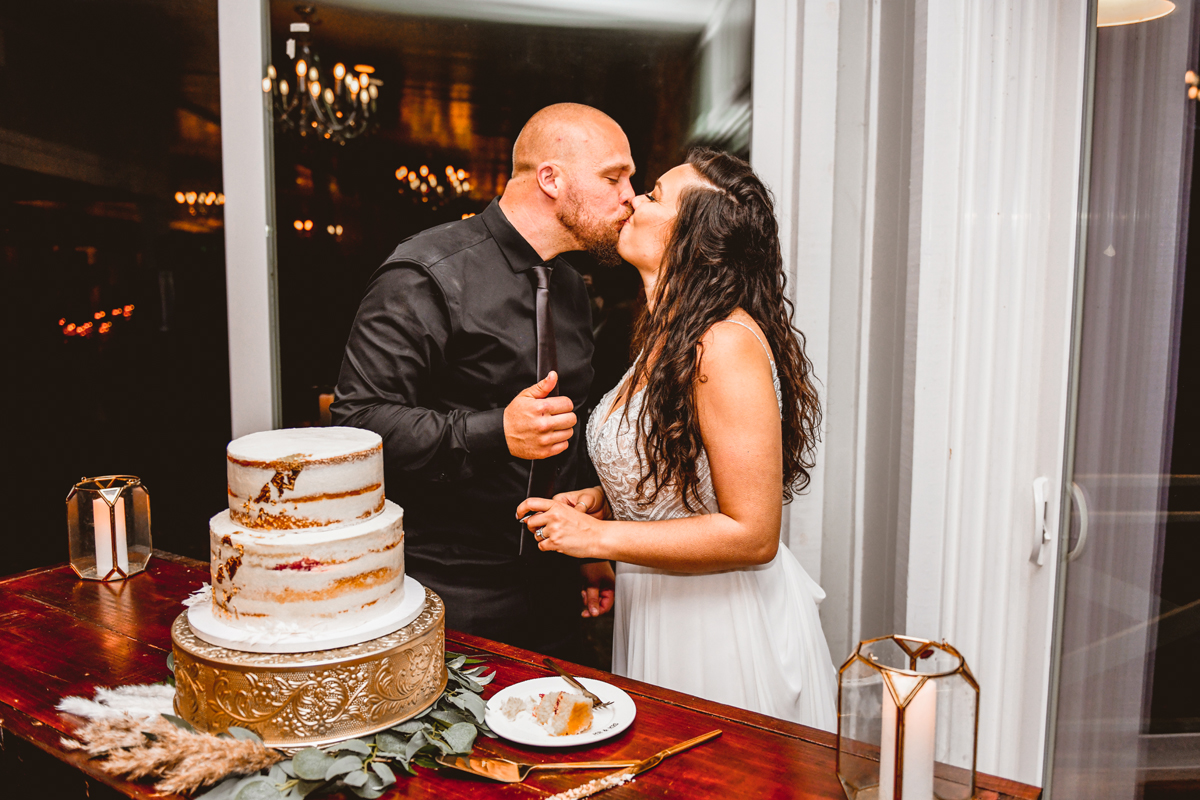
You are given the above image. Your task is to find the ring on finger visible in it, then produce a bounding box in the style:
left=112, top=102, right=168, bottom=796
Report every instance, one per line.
left=534, top=528, right=547, bottom=542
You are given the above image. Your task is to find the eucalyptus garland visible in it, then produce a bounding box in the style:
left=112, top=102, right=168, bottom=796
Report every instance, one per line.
left=70, top=652, right=495, bottom=799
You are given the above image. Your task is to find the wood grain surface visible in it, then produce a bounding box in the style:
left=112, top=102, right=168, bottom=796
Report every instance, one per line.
left=0, top=554, right=1040, bottom=799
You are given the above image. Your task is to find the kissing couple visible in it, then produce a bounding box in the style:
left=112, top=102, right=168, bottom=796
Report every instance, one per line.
left=333, top=103, right=837, bottom=730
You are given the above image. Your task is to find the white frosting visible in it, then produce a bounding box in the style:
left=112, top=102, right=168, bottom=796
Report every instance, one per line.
left=209, top=501, right=405, bottom=633
left=226, top=427, right=384, bottom=530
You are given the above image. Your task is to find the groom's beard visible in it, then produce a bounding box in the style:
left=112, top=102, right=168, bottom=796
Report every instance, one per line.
left=558, top=193, right=623, bottom=267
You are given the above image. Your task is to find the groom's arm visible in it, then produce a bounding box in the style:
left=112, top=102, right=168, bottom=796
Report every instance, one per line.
left=332, top=261, right=505, bottom=481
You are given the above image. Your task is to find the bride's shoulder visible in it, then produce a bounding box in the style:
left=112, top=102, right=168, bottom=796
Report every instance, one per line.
left=697, top=312, right=774, bottom=378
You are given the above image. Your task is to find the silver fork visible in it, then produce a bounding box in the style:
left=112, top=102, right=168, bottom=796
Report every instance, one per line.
left=541, top=658, right=614, bottom=709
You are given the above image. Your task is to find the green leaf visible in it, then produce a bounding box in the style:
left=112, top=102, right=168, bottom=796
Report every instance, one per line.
left=268, top=765, right=287, bottom=783
left=278, top=760, right=296, bottom=778
left=349, top=784, right=385, bottom=800
left=441, top=722, right=477, bottom=754
left=325, top=754, right=364, bottom=781
left=292, top=748, right=335, bottom=782
left=226, top=726, right=264, bottom=744
left=422, top=732, right=453, bottom=755
left=167, top=652, right=176, bottom=674
left=161, top=714, right=198, bottom=733
left=447, top=656, right=467, bottom=670
left=388, top=720, right=426, bottom=735
left=294, top=779, right=325, bottom=798
left=404, top=731, right=428, bottom=761
left=328, top=738, right=372, bottom=755
left=370, top=761, right=396, bottom=787
left=195, top=777, right=241, bottom=800
left=428, top=708, right=473, bottom=727
left=447, top=691, right=487, bottom=723
left=234, top=778, right=283, bottom=800
left=343, top=770, right=369, bottom=788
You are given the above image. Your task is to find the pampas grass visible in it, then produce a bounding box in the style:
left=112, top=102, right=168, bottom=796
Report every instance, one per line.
left=62, top=714, right=283, bottom=795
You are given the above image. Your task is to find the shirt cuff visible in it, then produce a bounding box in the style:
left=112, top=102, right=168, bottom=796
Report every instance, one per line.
left=465, top=408, right=507, bottom=454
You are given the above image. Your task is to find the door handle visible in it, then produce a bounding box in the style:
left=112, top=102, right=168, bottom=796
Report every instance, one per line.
left=1033, top=477, right=1051, bottom=566
left=1066, top=481, right=1090, bottom=562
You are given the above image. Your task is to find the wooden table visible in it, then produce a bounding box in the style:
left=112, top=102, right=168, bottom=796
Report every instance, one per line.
left=0, top=554, right=1040, bottom=799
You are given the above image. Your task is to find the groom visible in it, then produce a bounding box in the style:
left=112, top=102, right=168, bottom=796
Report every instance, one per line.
left=331, top=104, right=633, bottom=660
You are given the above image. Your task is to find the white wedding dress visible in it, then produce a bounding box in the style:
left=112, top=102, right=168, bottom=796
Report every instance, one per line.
left=586, top=320, right=838, bottom=730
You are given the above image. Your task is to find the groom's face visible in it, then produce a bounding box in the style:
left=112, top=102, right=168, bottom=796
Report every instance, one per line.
left=556, top=124, right=635, bottom=266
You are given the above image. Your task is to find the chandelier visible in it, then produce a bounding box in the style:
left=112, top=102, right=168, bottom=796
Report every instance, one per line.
left=396, top=163, right=472, bottom=209
left=262, top=5, right=380, bottom=144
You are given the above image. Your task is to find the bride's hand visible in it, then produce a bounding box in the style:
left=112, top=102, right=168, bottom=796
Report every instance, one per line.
left=515, top=497, right=605, bottom=558
left=552, top=486, right=610, bottom=520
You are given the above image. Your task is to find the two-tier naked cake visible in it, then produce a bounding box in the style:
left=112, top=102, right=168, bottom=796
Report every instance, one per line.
left=171, top=427, right=447, bottom=748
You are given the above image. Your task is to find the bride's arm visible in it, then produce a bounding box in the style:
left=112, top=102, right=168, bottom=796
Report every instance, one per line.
left=517, top=321, right=784, bottom=572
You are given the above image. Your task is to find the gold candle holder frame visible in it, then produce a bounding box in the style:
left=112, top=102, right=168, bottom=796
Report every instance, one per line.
left=837, top=635, right=980, bottom=800
left=66, top=475, right=152, bottom=581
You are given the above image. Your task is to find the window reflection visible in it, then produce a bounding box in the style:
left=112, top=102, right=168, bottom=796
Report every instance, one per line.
left=269, top=0, right=753, bottom=427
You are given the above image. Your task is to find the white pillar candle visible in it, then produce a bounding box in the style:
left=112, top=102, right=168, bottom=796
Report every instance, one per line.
left=879, top=674, right=938, bottom=800
left=93, top=496, right=130, bottom=577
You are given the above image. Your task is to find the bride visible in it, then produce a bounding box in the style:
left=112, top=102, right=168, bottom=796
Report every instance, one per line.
left=517, top=148, right=837, bottom=730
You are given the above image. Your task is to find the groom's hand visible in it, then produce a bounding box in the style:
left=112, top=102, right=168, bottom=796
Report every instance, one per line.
left=580, top=561, right=616, bottom=618
left=504, top=371, right=578, bottom=460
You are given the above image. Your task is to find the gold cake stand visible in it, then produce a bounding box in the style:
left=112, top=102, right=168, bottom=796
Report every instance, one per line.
left=171, top=588, right=447, bottom=749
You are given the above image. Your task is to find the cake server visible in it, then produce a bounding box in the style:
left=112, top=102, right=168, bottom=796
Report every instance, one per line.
left=435, top=754, right=639, bottom=783
left=543, top=729, right=723, bottom=800
left=541, top=658, right=613, bottom=709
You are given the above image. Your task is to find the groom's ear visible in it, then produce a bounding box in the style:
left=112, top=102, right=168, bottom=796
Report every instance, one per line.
left=535, top=162, right=563, bottom=200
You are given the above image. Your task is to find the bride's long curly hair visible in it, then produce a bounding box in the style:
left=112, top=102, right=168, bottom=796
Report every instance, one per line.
left=619, top=147, right=821, bottom=511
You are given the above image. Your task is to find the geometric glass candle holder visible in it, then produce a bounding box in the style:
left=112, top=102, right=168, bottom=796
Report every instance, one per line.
left=66, top=475, right=152, bottom=581
left=837, top=635, right=979, bottom=800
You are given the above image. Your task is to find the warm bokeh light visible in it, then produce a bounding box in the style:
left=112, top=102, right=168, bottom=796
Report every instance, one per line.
left=419, top=165, right=429, bottom=177
left=99, top=322, right=112, bottom=334
left=324, top=88, right=335, bottom=104
left=354, top=64, right=375, bottom=74
left=308, top=67, right=318, bottom=82
left=112, top=308, right=122, bottom=316
left=304, top=219, right=313, bottom=231
left=335, top=225, right=343, bottom=235
left=217, top=193, right=225, bottom=205
left=396, top=167, right=408, bottom=180
left=359, top=89, right=369, bottom=104
left=347, top=77, right=360, bottom=94
left=428, top=174, right=437, bottom=187
left=185, top=192, right=198, bottom=205
left=267, top=64, right=277, bottom=80
left=333, top=62, right=346, bottom=80
left=94, top=311, right=105, bottom=320
left=295, top=59, right=307, bottom=77
left=368, top=85, right=378, bottom=100
left=310, top=81, right=321, bottom=98
left=457, top=169, right=466, bottom=180
left=175, top=192, right=186, bottom=204
left=65, top=323, right=76, bottom=333
left=293, top=219, right=304, bottom=231
left=462, top=213, right=475, bottom=219
left=262, top=76, right=272, bottom=93
left=280, top=79, right=290, bottom=96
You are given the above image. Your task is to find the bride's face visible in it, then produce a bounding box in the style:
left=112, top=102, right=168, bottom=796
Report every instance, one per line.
left=617, top=164, right=705, bottom=274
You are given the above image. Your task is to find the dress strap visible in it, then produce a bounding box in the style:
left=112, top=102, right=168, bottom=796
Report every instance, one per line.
left=714, top=318, right=775, bottom=365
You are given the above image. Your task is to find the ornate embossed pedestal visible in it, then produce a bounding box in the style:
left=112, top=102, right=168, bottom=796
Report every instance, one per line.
left=171, top=588, right=446, bottom=749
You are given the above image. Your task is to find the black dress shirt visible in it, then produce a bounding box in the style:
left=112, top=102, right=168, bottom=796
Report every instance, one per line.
left=331, top=199, right=594, bottom=657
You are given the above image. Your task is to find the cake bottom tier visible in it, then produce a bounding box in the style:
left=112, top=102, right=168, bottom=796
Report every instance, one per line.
left=171, top=587, right=446, bottom=749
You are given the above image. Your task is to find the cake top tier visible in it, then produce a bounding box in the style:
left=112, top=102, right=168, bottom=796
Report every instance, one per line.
left=227, top=427, right=385, bottom=531
left=227, top=427, right=382, bottom=467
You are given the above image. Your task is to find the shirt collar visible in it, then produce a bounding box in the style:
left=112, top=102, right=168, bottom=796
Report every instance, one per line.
left=481, top=197, right=550, bottom=274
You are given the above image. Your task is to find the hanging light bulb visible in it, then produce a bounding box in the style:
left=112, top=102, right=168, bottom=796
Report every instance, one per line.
left=280, top=79, right=290, bottom=96
left=310, top=81, right=321, bottom=97
left=295, top=59, right=307, bottom=77
left=333, top=62, right=346, bottom=80
left=1097, top=0, right=1175, bottom=26
left=324, top=88, right=335, bottom=104
left=262, top=76, right=273, bottom=93
left=308, top=66, right=318, bottom=82
left=359, top=89, right=369, bottom=104
left=347, top=77, right=360, bottom=94
left=368, top=85, right=378, bottom=100
left=268, top=64, right=277, bottom=80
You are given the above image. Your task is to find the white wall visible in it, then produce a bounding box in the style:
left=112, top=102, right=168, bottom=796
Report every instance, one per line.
left=752, top=0, right=1090, bottom=784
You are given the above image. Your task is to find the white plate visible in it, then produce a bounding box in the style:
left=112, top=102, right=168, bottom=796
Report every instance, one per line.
left=485, top=677, right=636, bottom=747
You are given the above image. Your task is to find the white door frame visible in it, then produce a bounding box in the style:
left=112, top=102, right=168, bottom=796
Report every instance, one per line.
left=218, top=0, right=280, bottom=437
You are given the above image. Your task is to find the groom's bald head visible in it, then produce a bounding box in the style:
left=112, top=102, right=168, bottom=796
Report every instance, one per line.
left=511, top=103, right=626, bottom=177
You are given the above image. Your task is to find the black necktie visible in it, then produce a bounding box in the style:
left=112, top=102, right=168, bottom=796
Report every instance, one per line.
left=522, top=264, right=560, bottom=554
